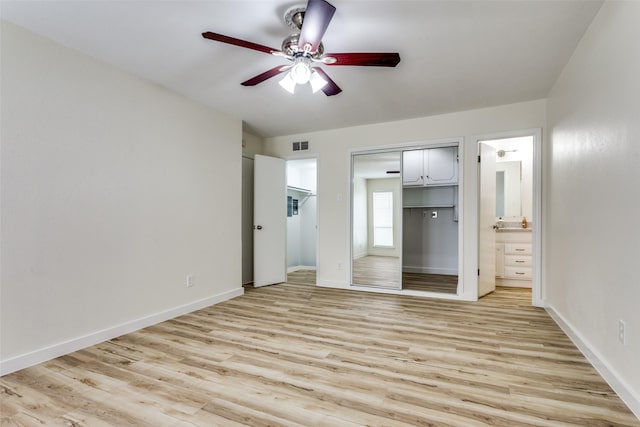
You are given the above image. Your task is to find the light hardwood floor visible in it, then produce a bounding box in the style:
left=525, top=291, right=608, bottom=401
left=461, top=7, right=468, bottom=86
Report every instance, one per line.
left=1, top=283, right=638, bottom=426
left=287, top=269, right=317, bottom=285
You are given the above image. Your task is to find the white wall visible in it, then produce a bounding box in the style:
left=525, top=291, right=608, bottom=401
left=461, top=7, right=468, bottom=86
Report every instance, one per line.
left=352, top=177, right=368, bottom=259
left=0, top=21, right=242, bottom=372
left=545, top=1, right=640, bottom=411
left=264, top=99, right=546, bottom=299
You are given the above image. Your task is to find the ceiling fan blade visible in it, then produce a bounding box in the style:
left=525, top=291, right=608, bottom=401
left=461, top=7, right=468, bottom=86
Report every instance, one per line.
left=202, top=32, right=280, bottom=55
left=324, top=52, right=401, bottom=67
left=298, top=0, right=336, bottom=52
left=241, top=66, right=289, bottom=86
left=313, top=68, right=342, bottom=96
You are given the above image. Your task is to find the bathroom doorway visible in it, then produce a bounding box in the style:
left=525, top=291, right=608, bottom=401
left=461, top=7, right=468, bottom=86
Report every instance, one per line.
left=477, top=129, right=542, bottom=306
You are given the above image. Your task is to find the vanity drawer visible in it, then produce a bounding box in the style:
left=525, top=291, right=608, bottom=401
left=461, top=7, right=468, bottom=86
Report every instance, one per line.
left=504, top=243, right=532, bottom=255
left=504, top=266, right=532, bottom=280
left=505, top=255, right=532, bottom=267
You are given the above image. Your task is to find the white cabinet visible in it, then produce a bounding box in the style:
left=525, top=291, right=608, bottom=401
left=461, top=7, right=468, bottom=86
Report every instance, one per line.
left=425, top=147, right=458, bottom=185
left=495, top=231, right=532, bottom=287
left=402, top=150, right=424, bottom=186
left=504, top=243, right=532, bottom=279
left=402, top=147, right=458, bottom=187
left=496, top=244, right=505, bottom=278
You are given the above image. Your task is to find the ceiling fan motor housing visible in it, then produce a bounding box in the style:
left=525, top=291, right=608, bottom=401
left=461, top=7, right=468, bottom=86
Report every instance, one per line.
left=282, top=32, right=324, bottom=59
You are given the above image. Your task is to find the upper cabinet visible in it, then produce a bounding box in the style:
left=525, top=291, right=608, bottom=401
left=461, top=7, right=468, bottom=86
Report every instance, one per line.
left=402, top=146, right=458, bottom=187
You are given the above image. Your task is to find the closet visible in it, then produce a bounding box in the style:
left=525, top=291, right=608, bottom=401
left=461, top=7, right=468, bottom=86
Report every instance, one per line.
left=350, top=144, right=460, bottom=294
left=286, top=159, right=317, bottom=272
left=402, top=146, right=459, bottom=293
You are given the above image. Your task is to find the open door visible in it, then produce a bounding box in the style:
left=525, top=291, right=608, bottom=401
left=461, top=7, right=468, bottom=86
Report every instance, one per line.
left=478, top=143, right=497, bottom=297
left=254, top=155, right=287, bottom=287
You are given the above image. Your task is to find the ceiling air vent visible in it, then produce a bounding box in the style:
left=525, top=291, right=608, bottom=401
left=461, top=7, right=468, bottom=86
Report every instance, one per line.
left=292, top=141, right=300, bottom=151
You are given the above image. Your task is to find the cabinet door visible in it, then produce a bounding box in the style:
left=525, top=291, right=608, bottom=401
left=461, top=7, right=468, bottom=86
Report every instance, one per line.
left=424, top=147, right=458, bottom=185
left=402, top=150, right=424, bottom=186
left=495, top=244, right=505, bottom=278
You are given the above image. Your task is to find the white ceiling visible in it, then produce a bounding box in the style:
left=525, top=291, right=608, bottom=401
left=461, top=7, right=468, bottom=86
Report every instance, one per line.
left=0, top=0, right=602, bottom=138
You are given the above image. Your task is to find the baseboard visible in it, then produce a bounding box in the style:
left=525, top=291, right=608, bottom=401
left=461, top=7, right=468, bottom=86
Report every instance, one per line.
left=402, top=266, right=457, bottom=275
left=546, top=305, right=640, bottom=419
left=0, top=287, right=244, bottom=376
left=315, top=279, right=349, bottom=289
left=496, top=278, right=532, bottom=288
left=287, top=265, right=317, bottom=273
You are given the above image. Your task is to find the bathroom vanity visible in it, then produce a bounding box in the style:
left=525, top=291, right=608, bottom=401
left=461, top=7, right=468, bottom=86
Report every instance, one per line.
left=495, top=226, right=532, bottom=288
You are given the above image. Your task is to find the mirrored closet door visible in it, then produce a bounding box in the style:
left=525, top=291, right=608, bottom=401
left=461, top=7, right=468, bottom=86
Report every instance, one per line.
left=351, top=152, right=402, bottom=289
left=351, top=145, right=460, bottom=294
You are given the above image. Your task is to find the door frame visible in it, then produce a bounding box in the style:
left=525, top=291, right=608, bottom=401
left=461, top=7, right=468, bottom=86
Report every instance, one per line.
left=474, top=128, right=543, bottom=307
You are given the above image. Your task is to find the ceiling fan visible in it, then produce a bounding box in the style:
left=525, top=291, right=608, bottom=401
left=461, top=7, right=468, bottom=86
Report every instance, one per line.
left=202, top=0, right=401, bottom=96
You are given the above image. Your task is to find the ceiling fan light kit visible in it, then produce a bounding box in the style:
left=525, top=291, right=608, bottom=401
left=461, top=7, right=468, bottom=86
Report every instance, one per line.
left=202, top=0, right=401, bottom=96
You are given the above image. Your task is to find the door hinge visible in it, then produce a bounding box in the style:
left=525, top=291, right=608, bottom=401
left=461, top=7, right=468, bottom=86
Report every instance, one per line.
left=478, top=268, right=480, bottom=276
left=477, top=155, right=481, bottom=163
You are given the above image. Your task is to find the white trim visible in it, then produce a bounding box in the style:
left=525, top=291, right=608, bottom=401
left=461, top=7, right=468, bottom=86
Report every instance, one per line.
left=546, top=305, right=640, bottom=419
left=402, top=266, right=458, bottom=275
left=348, top=137, right=464, bottom=298
left=287, top=265, right=317, bottom=273
left=0, top=287, right=244, bottom=376
left=316, top=280, right=474, bottom=301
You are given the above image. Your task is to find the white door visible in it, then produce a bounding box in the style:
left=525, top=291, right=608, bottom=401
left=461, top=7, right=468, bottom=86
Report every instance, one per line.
left=478, top=143, right=497, bottom=297
left=254, top=155, right=287, bottom=287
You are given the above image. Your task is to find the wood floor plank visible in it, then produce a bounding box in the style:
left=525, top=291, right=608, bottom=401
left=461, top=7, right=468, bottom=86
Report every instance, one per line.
left=1, top=282, right=638, bottom=426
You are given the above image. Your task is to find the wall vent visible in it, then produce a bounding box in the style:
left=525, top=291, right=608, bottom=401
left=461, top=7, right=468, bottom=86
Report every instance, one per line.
left=292, top=141, right=309, bottom=151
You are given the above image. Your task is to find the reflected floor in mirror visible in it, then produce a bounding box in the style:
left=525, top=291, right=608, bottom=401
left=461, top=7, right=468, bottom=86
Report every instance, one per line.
left=352, top=255, right=401, bottom=288
left=352, top=256, right=458, bottom=293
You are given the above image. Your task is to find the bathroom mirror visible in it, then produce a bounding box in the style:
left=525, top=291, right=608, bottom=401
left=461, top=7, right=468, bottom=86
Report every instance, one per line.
left=496, top=161, right=521, bottom=217
left=351, top=151, right=402, bottom=289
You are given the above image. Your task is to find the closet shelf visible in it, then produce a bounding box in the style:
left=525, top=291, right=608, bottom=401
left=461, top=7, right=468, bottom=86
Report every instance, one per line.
left=287, top=186, right=316, bottom=207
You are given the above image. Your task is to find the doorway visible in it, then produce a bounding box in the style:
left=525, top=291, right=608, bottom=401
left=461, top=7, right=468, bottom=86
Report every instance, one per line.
left=286, top=158, right=318, bottom=285
left=477, top=129, right=542, bottom=306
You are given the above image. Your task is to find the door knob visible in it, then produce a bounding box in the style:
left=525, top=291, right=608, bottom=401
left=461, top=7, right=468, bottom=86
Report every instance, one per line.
left=256, top=225, right=263, bottom=230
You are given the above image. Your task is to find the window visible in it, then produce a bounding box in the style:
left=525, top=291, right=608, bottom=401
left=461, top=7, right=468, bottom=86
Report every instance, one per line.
left=373, top=191, right=393, bottom=247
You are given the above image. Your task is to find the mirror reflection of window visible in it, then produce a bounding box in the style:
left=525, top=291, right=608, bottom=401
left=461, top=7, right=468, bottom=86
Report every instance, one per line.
left=373, top=191, right=393, bottom=247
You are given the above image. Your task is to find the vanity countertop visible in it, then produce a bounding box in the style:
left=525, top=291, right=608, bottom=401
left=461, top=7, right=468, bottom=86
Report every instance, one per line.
left=496, top=227, right=532, bottom=232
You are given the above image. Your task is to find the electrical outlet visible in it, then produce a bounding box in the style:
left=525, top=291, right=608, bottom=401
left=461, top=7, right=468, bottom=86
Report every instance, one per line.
left=618, top=320, right=626, bottom=345
left=187, top=275, right=195, bottom=288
